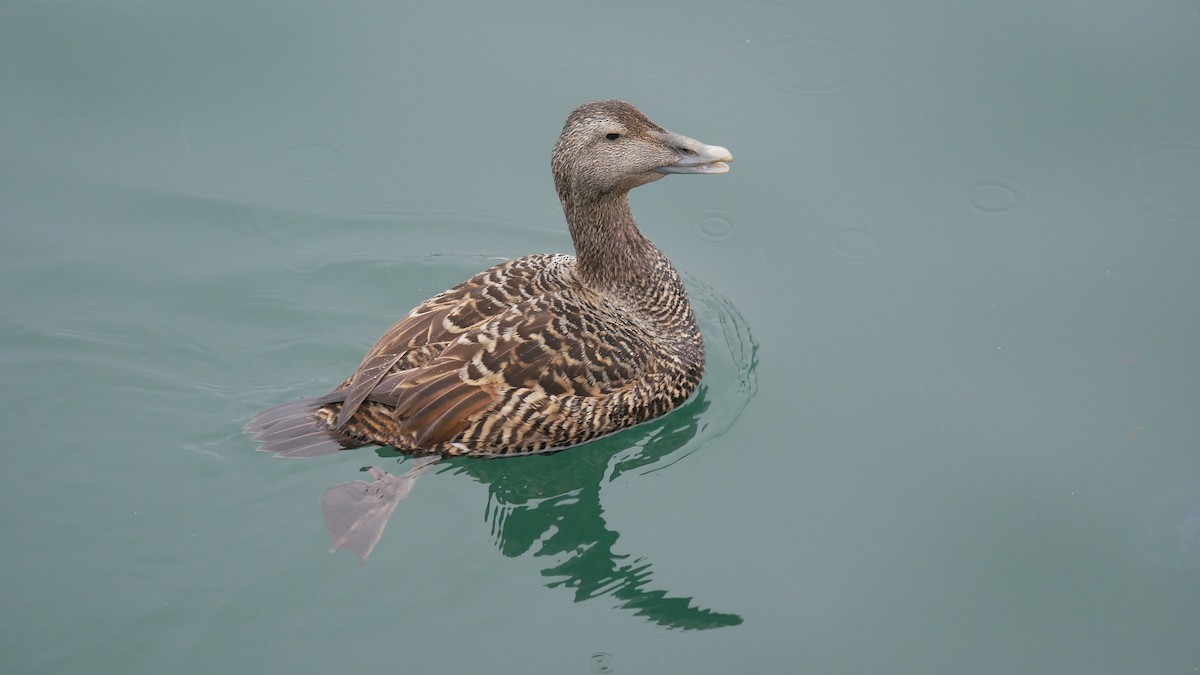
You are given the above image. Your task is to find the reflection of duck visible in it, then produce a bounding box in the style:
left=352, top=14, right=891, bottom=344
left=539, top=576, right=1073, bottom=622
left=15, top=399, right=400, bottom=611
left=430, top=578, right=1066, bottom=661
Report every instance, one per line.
left=325, top=387, right=743, bottom=629
left=247, top=100, right=733, bottom=458
left=476, top=389, right=743, bottom=630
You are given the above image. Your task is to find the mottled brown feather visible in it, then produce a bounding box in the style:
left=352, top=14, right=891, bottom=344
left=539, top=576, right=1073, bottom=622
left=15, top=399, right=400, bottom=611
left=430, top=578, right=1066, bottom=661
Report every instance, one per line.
left=413, top=387, right=497, bottom=447
left=336, top=256, right=559, bottom=427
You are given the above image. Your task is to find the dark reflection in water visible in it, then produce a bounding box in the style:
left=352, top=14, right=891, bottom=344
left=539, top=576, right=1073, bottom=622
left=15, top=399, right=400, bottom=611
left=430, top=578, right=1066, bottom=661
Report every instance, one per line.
left=448, top=386, right=743, bottom=630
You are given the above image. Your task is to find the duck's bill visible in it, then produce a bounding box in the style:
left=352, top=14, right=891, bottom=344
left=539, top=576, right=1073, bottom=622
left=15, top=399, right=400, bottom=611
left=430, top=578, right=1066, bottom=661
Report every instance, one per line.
left=658, top=159, right=731, bottom=174
left=653, top=130, right=733, bottom=175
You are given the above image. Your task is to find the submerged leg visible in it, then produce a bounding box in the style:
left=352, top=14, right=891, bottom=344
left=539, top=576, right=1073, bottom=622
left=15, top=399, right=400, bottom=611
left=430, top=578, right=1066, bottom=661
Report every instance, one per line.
left=320, top=455, right=441, bottom=563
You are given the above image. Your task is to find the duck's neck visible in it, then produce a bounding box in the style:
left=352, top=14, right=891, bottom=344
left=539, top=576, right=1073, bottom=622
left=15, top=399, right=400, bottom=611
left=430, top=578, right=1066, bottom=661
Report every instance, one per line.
left=563, top=188, right=700, bottom=344
left=566, top=190, right=662, bottom=290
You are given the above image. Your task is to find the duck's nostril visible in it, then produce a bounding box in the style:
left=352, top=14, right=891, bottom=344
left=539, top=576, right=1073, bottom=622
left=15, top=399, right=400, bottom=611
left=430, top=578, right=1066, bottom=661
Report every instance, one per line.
left=681, top=147, right=697, bottom=157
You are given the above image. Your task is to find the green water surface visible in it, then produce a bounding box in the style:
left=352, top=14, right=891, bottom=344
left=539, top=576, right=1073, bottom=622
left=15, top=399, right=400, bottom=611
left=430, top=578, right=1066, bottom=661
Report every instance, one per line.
left=3, top=1, right=1199, bottom=673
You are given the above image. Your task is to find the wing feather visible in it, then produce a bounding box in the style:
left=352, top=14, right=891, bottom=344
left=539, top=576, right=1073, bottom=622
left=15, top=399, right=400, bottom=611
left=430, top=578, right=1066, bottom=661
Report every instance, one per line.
left=335, top=256, right=558, bottom=428
left=355, top=301, right=652, bottom=450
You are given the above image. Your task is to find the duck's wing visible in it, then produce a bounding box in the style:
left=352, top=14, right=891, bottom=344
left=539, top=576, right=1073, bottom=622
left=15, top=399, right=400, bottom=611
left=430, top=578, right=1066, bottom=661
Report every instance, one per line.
left=335, top=255, right=564, bottom=428
left=364, top=301, right=650, bottom=450
left=333, top=292, right=463, bottom=428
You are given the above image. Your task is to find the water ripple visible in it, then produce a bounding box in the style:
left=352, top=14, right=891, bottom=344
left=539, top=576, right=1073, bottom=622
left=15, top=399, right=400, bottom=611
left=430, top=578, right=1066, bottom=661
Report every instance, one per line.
left=588, top=652, right=614, bottom=673
left=828, top=225, right=883, bottom=261
left=692, top=210, right=739, bottom=243
left=281, top=142, right=350, bottom=181
left=963, top=177, right=1025, bottom=216
left=683, top=271, right=760, bottom=454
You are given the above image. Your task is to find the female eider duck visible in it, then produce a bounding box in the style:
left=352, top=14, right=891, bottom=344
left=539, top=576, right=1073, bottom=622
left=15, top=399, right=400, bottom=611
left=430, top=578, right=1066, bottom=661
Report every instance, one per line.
left=247, top=100, right=733, bottom=458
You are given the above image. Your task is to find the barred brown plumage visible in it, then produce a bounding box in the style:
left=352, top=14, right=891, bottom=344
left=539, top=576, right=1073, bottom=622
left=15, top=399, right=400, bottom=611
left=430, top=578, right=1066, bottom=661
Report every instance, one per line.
left=246, top=100, right=733, bottom=458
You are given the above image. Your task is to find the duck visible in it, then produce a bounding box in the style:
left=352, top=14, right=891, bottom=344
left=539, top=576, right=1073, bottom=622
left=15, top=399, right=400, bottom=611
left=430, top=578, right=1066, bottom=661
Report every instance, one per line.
left=246, top=100, right=733, bottom=458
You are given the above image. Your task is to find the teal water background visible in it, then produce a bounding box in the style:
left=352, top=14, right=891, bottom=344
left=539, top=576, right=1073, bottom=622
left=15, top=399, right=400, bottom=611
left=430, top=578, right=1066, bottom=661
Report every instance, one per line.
left=3, top=1, right=1199, bottom=673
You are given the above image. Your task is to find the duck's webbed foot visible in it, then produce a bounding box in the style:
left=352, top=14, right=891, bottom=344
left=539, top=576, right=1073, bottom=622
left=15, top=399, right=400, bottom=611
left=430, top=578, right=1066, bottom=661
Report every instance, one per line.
left=319, top=455, right=441, bottom=563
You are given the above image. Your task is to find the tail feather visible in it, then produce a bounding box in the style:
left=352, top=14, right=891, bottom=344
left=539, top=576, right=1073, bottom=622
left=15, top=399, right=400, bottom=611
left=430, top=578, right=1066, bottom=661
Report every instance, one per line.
left=246, top=394, right=367, bottom=458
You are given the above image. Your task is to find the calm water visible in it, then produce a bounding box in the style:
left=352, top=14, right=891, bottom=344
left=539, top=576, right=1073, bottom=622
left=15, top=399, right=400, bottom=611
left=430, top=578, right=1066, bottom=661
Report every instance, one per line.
left=3, top=1, right=1199, bottom=673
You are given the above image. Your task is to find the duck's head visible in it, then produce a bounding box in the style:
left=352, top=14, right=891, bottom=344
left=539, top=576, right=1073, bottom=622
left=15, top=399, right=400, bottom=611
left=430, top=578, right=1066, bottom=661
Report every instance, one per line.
left=552, top=100, right=732, bottom=206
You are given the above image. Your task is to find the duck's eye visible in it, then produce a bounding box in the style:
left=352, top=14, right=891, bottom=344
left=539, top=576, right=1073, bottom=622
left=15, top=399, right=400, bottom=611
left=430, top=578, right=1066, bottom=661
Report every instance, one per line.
left=605, top=133, right=621, bottom=140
